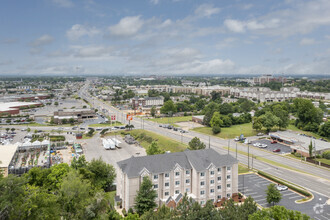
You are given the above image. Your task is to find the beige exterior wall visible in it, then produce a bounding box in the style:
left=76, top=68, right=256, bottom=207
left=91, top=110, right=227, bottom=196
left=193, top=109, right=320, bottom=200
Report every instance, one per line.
left=118, top=163, right=238, bottom=210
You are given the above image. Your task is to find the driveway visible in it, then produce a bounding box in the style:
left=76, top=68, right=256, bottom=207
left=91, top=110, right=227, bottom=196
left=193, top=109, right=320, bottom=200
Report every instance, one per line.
left=251, top=139, right=291, bottom=154
left=239, top=174, right=330, bottom=219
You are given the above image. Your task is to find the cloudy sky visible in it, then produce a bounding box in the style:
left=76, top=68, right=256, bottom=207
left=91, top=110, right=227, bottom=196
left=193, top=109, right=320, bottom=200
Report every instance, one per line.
left=1, top=0, right=330, bottom=76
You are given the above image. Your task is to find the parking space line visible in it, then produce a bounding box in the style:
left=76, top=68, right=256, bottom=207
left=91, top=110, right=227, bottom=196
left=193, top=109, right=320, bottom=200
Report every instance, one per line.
left=320, top=215, right=329, bottom=219
left=255, top=198, right=266, bottom=202
left=259, top=203, right=268, bottom=206
left=281, top=191, right=297, bottom=196
left=288, top=195, right=303, bottom=199
left=249, top=195, right=263, bottom=198
left=314, top=217, right=321, bottom=220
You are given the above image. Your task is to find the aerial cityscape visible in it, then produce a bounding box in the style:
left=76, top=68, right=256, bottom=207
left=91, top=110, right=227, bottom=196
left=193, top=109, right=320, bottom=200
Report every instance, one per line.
left=0, top=1, right=330, bottom=220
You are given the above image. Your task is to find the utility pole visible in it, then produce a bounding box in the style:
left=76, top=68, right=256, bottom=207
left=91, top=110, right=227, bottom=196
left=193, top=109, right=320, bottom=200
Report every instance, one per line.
left=248, top=143, right=250, bottom=170
left=209, top=136, right=210, bottom=149
left=228, top=139, right=230, bottom=155
left=181, top=132, right=183, bottom=143
left=235, top=143, right=237, bottom=159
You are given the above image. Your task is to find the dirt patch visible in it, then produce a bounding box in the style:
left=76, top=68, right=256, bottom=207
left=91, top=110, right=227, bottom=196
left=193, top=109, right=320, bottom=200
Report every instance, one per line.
left=175, top=121, right=204, bottom=130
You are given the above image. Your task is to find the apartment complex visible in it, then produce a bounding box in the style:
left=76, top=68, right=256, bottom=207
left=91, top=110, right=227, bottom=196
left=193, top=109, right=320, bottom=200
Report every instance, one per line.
left=253, top=74, right=286, bottom=85
left=117, top=149, right=238, bottom=210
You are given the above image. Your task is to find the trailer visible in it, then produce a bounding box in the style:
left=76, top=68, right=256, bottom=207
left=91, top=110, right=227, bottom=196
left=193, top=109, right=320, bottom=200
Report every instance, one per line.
left=102, top=139, right=110, bottom=150
left=112, top=138, right=122, bottom=149
left=106, top=138, right=116, bottom=150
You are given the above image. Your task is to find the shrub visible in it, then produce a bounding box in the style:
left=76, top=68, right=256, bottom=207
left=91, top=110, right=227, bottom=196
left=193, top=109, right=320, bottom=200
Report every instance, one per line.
left=212, top=125, right=221, bottom=134
left=122, top=208, right=127, bottom=216
left=128, top=208, right=134, bottom=214
left=322, top=150, right=330, bottom=159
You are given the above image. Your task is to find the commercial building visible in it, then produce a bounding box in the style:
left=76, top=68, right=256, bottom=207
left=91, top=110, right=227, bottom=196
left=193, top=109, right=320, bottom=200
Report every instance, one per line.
left=0, top=144, right=18, bottom=177
left=269, top=131, right=330, bottom=157
left=116, top=149, right=238, bottom=210
left=130, top=97, right=164, bottom=109
left=192, top=115, right=205, bottom=124
left=253, top=74, right=286, bottom=85
left=53, top=109, right=96, bottom=124
left=0, top=101, right=42, bottom=115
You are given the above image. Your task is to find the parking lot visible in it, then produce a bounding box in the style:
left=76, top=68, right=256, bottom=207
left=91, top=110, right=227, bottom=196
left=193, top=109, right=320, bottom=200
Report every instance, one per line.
left=239, top=174, right=330, bottom=219
left=251, top=139, right=291, bottom=154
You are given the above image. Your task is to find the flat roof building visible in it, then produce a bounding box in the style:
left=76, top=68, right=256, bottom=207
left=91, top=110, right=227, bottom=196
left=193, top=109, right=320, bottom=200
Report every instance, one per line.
left=53, top=108, right=96, bottom=124
left=269, top=131, right=330, bottom=157
left=0, top=144, right=18, bottom=177
left=0, top=101, right=42, bottom=115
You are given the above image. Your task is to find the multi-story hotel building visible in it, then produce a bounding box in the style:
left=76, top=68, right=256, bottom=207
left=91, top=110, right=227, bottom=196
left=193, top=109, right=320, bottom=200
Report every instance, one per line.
left=116, top=149, right=238, bottom=210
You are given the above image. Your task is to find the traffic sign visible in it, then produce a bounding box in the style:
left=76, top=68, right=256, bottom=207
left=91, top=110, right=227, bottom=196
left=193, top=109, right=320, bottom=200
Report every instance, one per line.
left=111, top=115, right=116, bottom=121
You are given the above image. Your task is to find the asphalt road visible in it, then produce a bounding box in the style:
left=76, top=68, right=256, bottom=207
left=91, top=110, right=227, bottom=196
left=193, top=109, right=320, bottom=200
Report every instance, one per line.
left=239, top=174, right=330, bottom=220
left=78, top=81, right=330, bottom=198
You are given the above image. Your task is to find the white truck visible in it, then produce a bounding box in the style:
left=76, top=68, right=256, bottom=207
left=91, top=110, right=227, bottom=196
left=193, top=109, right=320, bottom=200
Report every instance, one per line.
left=112, top=138, right=122, bottom=149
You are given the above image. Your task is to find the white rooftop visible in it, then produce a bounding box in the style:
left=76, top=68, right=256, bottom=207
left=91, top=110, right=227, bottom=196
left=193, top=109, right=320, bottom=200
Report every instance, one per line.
left=0, top=101, right=40, bottom=112
left=0, top=144, right=18, bottom=167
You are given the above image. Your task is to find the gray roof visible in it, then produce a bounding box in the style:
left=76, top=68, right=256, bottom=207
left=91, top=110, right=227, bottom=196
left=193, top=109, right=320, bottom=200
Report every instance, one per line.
left=117, top=149, right=238, bottom=178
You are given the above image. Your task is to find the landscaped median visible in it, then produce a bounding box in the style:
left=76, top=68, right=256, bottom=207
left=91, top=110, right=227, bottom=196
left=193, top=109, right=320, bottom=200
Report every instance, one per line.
left=257, top=170, right=313, bottom=203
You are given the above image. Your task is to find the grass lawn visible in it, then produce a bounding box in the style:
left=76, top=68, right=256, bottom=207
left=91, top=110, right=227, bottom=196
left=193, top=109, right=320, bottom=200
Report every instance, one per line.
left=316, top=158, right=330, bottom=166
left=238, top=164, right=250, bottom=174
left=89, top=122, right=123, bottom=127
left=287, top=124, right=330, bottom=141
left=120, top=129, right=187, bottom=153
left=108, top=191, right=116, bottom=207
left=147, top=116, right=192, bottom=124
left=192, top=123, right=258, bottom=139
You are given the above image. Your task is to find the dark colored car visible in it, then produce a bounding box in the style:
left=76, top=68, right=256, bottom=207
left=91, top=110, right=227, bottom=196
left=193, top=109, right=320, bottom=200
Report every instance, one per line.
left=273, top=149, right=281, bottom=152
left=271, top=139, right=278, bottom=144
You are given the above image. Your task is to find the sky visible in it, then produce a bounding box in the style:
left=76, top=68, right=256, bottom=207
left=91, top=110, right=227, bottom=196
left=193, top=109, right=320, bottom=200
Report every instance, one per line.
left=1, top=0, right=330, bottom=76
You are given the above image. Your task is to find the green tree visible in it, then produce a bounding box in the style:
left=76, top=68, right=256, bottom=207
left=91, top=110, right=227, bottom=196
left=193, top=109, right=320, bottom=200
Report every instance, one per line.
left=293, top=98, right=323, bottom=131
left=260, top=112, right=280, bottom=133
left=248, top=205, right=310, bottom=220
left=10, top=128, right=15, bottom=132
left=27, top=127, right=31, bottom=132
left=71, top=155, right=88, bottom=170
left=54, top=101, right=59, bottom=106
left=212, top=125, right=221, bottom=134
left=150, top=106, right=156, bottom=117
left=252, top=117, right=263, bottom=131
left=6, top=128, right=10, bottom=133
left=219, top=103, right=234, bottom=115
left=210, top=112, right=223, bottom=128
left=46, top=163, right=70, bottom=190
left=266, top=184, right=282, bottom=206
left=134, top=176, right=157, bottom=216
left=69, top=118, right=75, bottom=125
left=59, top=170, right=93, bottom=219
left=160, top=100, right=176, bottom=114
left=86, top=158, right=116, bottom=191
left=146, top=141, right=165, bottom=155
left=61, top=119, right=67, bottom=124
left=309, top=140, right=313, bottom=158
left=318, top=121, right=330, bottom=138
left=188, top=137, right=206, bottom=150
left=272, top=105, right=289, bottom=130
left=202, top=102, right=219, bottom=126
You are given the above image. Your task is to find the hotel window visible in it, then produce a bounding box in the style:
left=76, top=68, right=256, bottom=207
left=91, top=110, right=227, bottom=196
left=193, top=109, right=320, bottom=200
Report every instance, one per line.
left=210, top=180, right=214, bottom=184
left=165, top=192, right=169, bottom=196
left=165, top=182, right=169, bottom=187
left=175, top=172, right=180, bottom=176
left=217, top=185, right=221, bottom=190
left=175, top=181, right=180, bottom=185
left=186, top=170, right=190, bottom=175
left=175, top=190, right=180, bottom=194
left=227, top=175, right=231, bottom=180
left=200, top=181, right=205, bottom=186
left=165, top=173, right=169, bottom=178
left=200, top=201, right=205, bottom=205
left=227, top=183, right=231, bottom=188
left=154, top=174, right=158, bottom=180
left=210, top=171, right=214, bottom=175
left=217, top=168, right=221, bottom=173
left=217, top=195, right=222, bottom=199
left=217, top=176, right=221, bottom=181
left=186, top=179, right=190, bottom=184
left=200, top=172, right=205, bottom=177
left=210, top=189, right=214, bottom=193
left=186, top=188, right=190, bottom=192
left=154, top=184, right=158, bottom=189
left=200, top=190, right=205, bottom=195
left=227, top=193, right=231, bottom=198
left=227, top=166, right=231, bottom=171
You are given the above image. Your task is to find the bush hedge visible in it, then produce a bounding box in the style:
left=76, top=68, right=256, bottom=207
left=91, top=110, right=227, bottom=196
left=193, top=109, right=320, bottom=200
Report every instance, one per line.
left=257, top=171, right=312, bottom=197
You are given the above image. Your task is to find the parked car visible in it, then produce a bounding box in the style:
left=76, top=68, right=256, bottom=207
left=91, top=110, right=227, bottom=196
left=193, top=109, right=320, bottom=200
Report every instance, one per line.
left=159, top=124, right=163, bottom=127
left=271, top=139, right=278, bottom=144
left=173, top=127, right=178, bottom=131
left=259, top=144, right=267, bottom=148
left=257, top=133, right=264, bottom=136
left=276, top=185, right=288, bottom=191
left=273, top=148, right=281, bottom=152
left=253, top=142, right=261, bottom=147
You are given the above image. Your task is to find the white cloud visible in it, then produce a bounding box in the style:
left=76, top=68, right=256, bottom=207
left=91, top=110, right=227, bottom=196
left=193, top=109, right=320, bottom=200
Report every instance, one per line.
left=0, top=60, right=13, bottom=65
left=300, top=38, right=316, bottom=45
left=66, top=24, right=100, bottom=41
left=52, top=0, right=73, bottom=8
left=224, top=19, right=245, bottom=33
left=72, top=45, right=113, bottom=57
left=195, top=4, right=220, bottom=17
left=150, top=0, right=159, bottom=5
left=30, top=34, right=54, bottom=47
left=108, top=16, right=144, bottom=37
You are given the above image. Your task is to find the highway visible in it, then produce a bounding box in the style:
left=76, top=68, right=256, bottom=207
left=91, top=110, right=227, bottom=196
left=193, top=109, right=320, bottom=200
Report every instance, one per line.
left=80, top=81, right=330, bottom=198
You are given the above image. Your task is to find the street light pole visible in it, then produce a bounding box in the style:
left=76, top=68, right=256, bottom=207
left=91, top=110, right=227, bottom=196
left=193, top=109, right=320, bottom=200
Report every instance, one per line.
left=248, top=143, right=250, bottom=170
left=236, top=143, right=237, bottom=159
left=209, top=136, right=210, bottom=149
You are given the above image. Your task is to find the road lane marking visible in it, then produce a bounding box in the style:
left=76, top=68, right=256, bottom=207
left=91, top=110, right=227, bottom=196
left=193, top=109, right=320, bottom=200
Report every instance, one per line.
left=288, top=195, right=303, bottom=199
